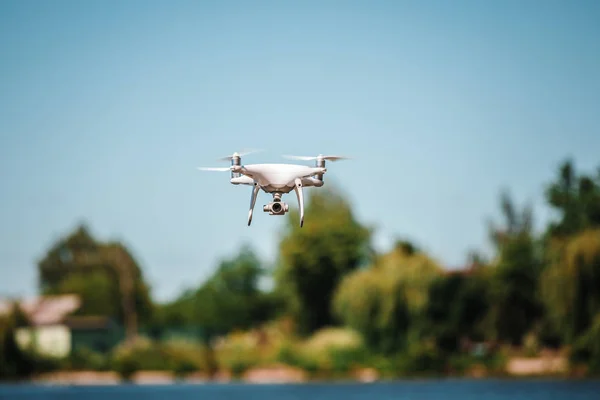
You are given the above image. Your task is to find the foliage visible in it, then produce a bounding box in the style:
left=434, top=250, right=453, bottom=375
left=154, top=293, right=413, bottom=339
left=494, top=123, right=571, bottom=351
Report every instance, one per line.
left=487, top=191, right=544, bottom=345
left=65, top=347, right=110, bottom=371
left=37, top=224, right=155, bottom=328
left=333, top=242, right=442, bottom=355
left=8, top=157, right=600, bottom=380
left=272, top=327, right=369, bottom=377
left=571, top=313, right=600, bottom=374
left=110, top=337, right=209, bottom=380
left=213, top=331, right=270, bottom=377
left=275, top=186, right=373, bottom=335
left=539, top=160, right=600, bottom=364
left=425, top=269, right=492, bottom=352
left=332, top=264, right=411, bottom=355
left=540, top=229, right=600, bottom=343
left=160, top=245, right=277, bottom=340
left=374, top=241, right=444, bottom=314
left=545, top=160, right=600, bottom=238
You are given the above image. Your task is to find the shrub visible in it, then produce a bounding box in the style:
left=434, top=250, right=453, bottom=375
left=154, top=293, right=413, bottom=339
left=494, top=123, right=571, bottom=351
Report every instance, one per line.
left=110, top=337, right=209, bottom=380
left=274, top=327, right=369, bottom=377
left=67, top=347, right=110, bottom=371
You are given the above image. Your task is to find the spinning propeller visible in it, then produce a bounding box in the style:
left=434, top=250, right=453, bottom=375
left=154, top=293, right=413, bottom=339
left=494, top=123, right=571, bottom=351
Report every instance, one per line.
left=198, top=149, right=261, bottom=172
left=282, top=154, right=351, bottom=162
left=197, top=166, right=231, bottom=172
left=218, top=149, right=263, bottom=161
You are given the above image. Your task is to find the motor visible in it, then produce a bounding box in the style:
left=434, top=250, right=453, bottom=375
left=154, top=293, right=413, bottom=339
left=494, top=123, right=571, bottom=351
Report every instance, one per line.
left=263, top=201, right=289, bottom=215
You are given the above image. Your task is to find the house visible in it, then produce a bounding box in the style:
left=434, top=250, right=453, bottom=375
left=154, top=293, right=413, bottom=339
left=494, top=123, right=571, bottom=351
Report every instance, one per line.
left=0, top=294, right=123, bottom=358
left=64, top=315, right=122, bottom=354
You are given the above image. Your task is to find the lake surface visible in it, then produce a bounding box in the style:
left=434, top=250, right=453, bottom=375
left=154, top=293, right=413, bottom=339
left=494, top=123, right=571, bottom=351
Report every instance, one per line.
left=1, top=379, right=600, bottom=400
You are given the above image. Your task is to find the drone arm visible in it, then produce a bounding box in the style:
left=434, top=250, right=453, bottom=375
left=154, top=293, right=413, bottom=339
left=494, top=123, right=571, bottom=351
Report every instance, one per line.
left=231, top=175, right=254, bottom=185
left=234, top=165, right=256, bottom=179
left=301, top=177, right=323, bottom=187
left=247, top=182, right=260, bottom=226
left=296, top=167, right=326, bottom=180
left=294, top=178, right=304, bottom=228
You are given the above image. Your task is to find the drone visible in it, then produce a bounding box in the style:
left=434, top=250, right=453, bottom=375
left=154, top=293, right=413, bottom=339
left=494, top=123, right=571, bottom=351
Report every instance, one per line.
left=198, top=150, right=349, bottom=227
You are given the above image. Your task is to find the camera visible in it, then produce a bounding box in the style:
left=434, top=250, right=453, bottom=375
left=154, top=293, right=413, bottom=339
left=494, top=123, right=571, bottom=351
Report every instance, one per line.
left=263, top=201, right=289, bottom=215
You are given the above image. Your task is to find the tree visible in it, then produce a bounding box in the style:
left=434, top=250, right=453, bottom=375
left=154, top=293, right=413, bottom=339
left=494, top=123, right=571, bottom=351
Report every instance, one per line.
left=155, top=289, right=197, bottom=328
left=332, top=262, right=411, bottom=355
left=192, top=245, right=277, bottom=336
left=540, top=229, right=600, bottom=344
left=333, top=242, right=443, bottom=355
left=487, top=190, right=543, bottom=345
left=374, top=240, right=443, bottom=315
left=539, top=160, right=600, bottom=352
left=159, top=245, right=277, bottom=339
left=545, top=159, right=600, bottom=239
left=275, top=186, right=373, bottom=335
left=425, top=270, right=492, bottom=352
left=37, top=223, right=154, bottom=341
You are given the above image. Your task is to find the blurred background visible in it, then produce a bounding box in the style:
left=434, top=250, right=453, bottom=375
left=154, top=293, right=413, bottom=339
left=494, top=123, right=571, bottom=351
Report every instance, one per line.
left=1, top=0, right=600, bottom=390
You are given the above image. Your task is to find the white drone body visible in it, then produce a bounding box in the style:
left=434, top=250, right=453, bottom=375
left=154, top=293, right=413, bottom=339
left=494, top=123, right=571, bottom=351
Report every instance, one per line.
left=198, top=151, right=349, bottom=227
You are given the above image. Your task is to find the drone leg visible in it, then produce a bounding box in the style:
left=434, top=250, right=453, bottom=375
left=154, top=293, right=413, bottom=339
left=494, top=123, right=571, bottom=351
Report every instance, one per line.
left=294, top=178, right=304, bottom=228
left=248, top=183, right=260, bottom=226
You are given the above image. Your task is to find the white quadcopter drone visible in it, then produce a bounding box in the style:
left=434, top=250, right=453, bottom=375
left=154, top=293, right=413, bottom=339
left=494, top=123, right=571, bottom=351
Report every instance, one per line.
left=198, top=150, right=349, bottom=227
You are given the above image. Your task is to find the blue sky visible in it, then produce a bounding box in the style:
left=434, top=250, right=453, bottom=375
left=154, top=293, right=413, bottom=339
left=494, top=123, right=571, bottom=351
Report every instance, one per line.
left=1, top=0, right=599, bottom=302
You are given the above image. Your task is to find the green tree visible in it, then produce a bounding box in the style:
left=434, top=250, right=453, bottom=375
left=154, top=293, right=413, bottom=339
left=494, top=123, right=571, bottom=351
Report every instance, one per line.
left=333, top=242, right=442, bottom=355
left=487, top=191, right=543, bottom=345
left=425, top=269, right=492, bottom=352
left=54, top=270, right=117, bottom=317
left=540, top=229, right=600, bottom=344
left=545, top=159, right=600, bottom=239
left=155, top=289, right=197, bottom=328
left=274, top=186, right=372, bottom=335
left=154, top=245, right=276, bottom=378
left=37, top=223, right=154, bottom=340
left=159, top=245, right=277, bottom=338
left=192, top=245, right=277, bottom=336
left=539, top=160, right=600, bottom=352
left=332, top=262, right=411, bottom=355
left=374, top=240, right=443, bottom=315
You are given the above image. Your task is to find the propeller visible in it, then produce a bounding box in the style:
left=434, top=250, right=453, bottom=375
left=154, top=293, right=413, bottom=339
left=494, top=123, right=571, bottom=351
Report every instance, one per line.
left=218, top=149, right=263, bottom=161
left=282, top=154, right=351, bottom=162
left=197, top=166, right=232, bottom=172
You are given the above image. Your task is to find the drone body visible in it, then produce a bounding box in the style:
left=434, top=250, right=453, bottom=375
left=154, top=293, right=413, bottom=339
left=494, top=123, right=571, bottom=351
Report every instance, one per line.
left=198, top=151, right=348, bottom=227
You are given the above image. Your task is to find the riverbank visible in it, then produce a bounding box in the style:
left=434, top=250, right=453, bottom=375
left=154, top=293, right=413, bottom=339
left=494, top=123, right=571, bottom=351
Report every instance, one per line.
left=21, top=354, right=583, bottom=386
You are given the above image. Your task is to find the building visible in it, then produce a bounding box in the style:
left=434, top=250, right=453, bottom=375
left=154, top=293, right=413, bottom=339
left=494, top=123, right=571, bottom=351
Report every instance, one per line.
left=0, top=294, right=122, bottom=358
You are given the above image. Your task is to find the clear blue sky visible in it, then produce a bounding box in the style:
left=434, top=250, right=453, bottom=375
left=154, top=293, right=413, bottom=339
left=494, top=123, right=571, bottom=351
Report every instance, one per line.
left=1, top=0, right=599, bottom=302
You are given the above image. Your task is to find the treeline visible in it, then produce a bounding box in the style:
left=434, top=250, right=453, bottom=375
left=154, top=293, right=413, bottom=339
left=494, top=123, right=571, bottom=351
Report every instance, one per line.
left=1, top=158, right=600, bottom=381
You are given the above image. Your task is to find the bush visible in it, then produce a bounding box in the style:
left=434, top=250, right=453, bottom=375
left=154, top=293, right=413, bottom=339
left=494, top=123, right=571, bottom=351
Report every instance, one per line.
left=213, top=331, right=268, bottom=378
left=67, top=347, right=110, bottom=371
left=163, top=339, right=210, bottom=378
left=395, top=341, right=446, bottom=377
left=273, top=327, right=369, bottom=377
left=110, top=337, right=209, bottom=380
left=329, top=346, right=369, bottom=373
left=275, top=341, right=319, bottom=374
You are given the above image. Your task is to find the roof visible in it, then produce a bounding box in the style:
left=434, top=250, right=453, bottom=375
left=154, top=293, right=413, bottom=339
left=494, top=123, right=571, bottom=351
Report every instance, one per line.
left=63, top=315, right=115, bottom=330
left=0, top=294, right=81, bottom=326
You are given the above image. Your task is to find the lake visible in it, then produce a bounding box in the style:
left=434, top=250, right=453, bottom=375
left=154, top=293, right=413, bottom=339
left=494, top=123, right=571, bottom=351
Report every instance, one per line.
left=1, top=379, right=600, bottom=400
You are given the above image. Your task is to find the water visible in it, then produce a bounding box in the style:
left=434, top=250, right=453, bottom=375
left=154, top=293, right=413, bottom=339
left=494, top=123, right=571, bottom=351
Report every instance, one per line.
left=1, top=379, right=600, bottom=400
